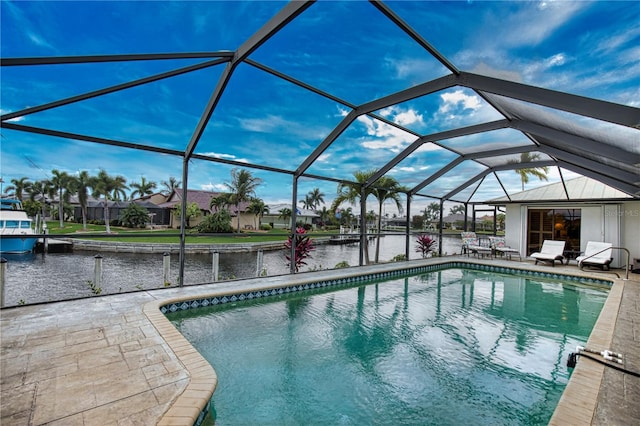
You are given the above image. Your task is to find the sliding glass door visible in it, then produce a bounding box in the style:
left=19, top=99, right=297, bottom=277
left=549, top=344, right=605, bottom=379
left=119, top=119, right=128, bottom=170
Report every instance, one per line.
left=527, top=208, right=581, bottom=255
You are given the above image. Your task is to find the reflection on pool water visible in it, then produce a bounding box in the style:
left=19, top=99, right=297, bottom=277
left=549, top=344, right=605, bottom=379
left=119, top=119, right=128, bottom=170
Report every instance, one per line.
left=167, top=267, right=608, bottom=425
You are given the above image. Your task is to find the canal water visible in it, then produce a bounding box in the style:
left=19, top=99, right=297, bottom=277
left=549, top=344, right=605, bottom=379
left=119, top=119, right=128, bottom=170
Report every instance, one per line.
left=1, top=235, right=461, bottom=307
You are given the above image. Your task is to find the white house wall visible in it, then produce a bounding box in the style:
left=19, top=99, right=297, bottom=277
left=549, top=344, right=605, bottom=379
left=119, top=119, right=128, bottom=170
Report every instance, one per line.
left=581, top=206, right=605, bottom=250
left=504, top=205, right=523, bottom=255
left=504, top=202, right=639, bottom=269
left=621, top=201, right=640, bottom=270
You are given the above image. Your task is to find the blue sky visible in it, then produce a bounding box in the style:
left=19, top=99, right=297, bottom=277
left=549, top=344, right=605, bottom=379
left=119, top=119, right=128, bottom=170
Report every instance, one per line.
left=1, top=0, right=638, bottom=214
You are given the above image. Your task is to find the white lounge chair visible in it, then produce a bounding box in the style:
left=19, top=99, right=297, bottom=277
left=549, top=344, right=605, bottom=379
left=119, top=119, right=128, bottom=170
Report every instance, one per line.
left=530, top=240, right=565, bottom=266
left=576, top=241, right=613, bottom=270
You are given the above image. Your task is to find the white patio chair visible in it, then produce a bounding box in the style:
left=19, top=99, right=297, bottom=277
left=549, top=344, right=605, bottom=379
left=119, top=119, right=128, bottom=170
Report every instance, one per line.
left=576, top=241, right=613, bottom=270
left=530, top=240, right=565, bottom=266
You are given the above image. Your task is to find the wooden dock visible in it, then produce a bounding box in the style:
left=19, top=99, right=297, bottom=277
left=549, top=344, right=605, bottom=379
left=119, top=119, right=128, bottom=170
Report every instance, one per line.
left=35, top=238, right=73, bottom=253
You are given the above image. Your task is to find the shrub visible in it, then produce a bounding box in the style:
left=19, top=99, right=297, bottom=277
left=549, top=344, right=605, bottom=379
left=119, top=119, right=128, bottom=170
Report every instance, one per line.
left=416, top=234, right=437, bottom=258
left=284, top=227, right=315, bottom=272
left=196, top=209, right=233, bottom=233
left=119, top=203, right=149, bottom=228
left=334, top=261, right=350, bottom=269
left=391, top=254, right=406, bottom=262
left=260, top=223, right=272, bottom=231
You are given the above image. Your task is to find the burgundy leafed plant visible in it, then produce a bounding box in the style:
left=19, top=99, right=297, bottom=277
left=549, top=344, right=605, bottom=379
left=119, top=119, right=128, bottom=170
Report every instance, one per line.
left=416, top=234, right=437, bottom=258
left=285, top=227, right=315, bottom=272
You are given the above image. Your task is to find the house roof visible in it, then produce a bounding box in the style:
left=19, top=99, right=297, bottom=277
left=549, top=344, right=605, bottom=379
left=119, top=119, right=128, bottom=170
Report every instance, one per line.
left=159, top=189, right=251, bottom=215
left=266, top=204, right=319, bottom=218
left=488, top=176, right=634, bottom=204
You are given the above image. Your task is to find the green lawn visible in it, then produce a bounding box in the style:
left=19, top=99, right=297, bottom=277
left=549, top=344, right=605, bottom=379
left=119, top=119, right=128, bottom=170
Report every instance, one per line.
left=45, top=222, right=317, bottom=244
left=45, top=221, right=499, bottom=244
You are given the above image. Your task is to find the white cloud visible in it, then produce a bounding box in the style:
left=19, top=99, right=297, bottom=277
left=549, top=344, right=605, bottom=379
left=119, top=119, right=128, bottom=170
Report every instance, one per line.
left=357, top=114, right=418, bottom=152
left=396, top=166, right=415, bottom=173
left=239, top=115, right=289, bottom=133
left=0, top=109, right=25, bottom=122
left=200, top=182, right=226, bottom=192
left=386, top=57, right=438, bottom=80
left=438, top=90, right=481, bottom=115
left=496, top=2, right=584, bottom=48
left=317, top=153, right=331, bottom=162
left=545, top=53, right=566, bottom=68
left=27, top=32, right=54, bottom=50
left=337, top=107, right=350, bottom=117
left=200, top=152, right=249, bottom=163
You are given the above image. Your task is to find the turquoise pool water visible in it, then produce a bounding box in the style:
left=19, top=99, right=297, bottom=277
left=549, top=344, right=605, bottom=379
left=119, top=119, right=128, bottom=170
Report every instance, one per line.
left=167, top=268, right=608, bottom=425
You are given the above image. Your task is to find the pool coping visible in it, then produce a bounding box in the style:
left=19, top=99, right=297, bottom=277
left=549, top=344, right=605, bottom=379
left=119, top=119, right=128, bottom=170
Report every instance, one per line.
left=548, top=277, right=625, bottom=425
left=143, top=257, right=618, bottom=425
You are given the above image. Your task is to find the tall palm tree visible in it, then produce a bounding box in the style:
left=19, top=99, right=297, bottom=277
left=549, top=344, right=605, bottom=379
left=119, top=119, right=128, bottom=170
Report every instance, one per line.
left=27, top=180, right=51, bottom=219
left=130, top=176, right=157, bottom=199
left=278, top=208, right=292, bottom=229
left=246, top=197, right=269, bottom=230
left=224, top=168, right=263, bottom=232
left=514, top=152, right=549, bottom=191
left=110, top=175, right=129, bottom=201
left=424, top=202, right=440, bottom=223
left=299, top=194, right=313, bottom=209
left=92, top=169, right=126, bottom=233
left=370, top=176, right=406, bottom=263
left=449, top=205, right=465, bottom=215
left=50, top=169, right=72, bottom=228
left=74, top=171, right=93, bottom=230
left=307, top=188, right=325, bottom=210
left=161, top=176, right=181, bottom=196
left=317, top=206, right=331, bottom=226
left=4, top=177, right=32, bottom=201
left=332, top=170, right=377, bottom=264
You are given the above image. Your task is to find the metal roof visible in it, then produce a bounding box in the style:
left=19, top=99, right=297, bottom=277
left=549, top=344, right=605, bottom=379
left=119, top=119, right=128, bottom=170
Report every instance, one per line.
left=1, top=0, right=639, bottom=206
left=488, top=176, right=633, bottom=203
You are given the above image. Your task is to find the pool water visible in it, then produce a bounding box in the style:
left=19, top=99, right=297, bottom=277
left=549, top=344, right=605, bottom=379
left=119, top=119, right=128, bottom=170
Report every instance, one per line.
left=167, top=268, right=608, bottom=425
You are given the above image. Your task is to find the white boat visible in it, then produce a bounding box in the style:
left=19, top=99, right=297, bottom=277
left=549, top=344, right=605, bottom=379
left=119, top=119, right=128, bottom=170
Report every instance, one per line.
left=0, top=199, right=37, bottom=254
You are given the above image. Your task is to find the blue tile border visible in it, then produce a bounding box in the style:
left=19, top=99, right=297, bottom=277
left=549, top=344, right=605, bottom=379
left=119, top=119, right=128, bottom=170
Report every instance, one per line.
left=160, top=262, right=611, bottom=315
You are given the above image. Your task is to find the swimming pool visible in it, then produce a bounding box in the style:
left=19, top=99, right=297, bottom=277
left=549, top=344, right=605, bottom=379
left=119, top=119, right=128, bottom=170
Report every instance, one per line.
left=166, top=266, right=609, bottom=425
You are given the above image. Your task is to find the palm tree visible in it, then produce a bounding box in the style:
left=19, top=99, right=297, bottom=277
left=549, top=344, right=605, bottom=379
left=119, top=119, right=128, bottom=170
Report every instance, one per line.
left=299, top=195, right=313, bottom=210
left=161, top=176, right=181, bottom=196
left=224, top=168, right=263, bottom=232
left=74, top=171, right=93, bottom=230
left=130, top=176, right=157, bottom=199
left=4, top=177, right=32, bottom=201
left=27, top=180, right=51, bottom=219
left=513, top=152, right=549, bottom=191
left=317, top=206, right=331, bottom=226
left=246, top=197, right=269, bottom=230
left=449, top=205, right=465, bottom=215
left=209, top=192, right=232, bottom=212
left=110, top=175, right=129, bottom=201
left=307, top=188, right=325, bottom=210
left=278, top=208, right=292, bottom=229
left=370, top=176, right=406, bottom=263
left=332, top=170, right=377, bottom=264
left=92, top=169, right=126, bottom=233
left=50, top=169, right=72, bottom=228
left=424, top=202, right=440, bottom=223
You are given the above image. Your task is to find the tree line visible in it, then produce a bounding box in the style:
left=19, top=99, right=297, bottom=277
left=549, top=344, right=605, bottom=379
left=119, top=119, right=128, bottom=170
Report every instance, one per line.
left=2, top=170, right=181, bottom=232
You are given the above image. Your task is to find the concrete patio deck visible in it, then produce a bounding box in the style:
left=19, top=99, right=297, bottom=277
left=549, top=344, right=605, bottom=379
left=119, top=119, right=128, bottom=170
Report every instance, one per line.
left=1, top=257, right=638, bottom=425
